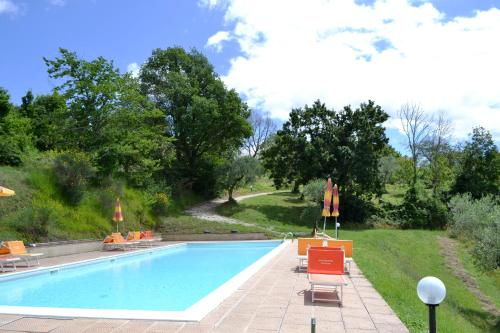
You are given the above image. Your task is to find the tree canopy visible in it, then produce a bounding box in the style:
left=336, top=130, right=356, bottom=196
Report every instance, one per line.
left=262, top=100, right=389, bottom=222
left=139, top=47, right=252, bottom=194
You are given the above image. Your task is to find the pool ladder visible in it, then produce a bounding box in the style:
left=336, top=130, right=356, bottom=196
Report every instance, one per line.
left=283, top=232, right=294, bottom=242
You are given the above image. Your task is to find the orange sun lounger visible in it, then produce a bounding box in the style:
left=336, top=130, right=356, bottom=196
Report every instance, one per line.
left=308, top=247, right=348, bottom=305
left=297, top=238, right=326, bottom=270
left=1, top=241, right=43, bottom=267
left=103, top=232, right=138, bottom=251
left=327, top=240, right=353, bottom=273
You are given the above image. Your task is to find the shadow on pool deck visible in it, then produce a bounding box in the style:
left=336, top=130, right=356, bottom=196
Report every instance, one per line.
left=0, top=241, right=409, bottom=333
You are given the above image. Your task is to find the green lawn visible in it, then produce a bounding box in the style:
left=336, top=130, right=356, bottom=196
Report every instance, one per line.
left=160, top=215, right=273, bottom=237
left=217, top=192, right=499, bottom=333
left=457, top=244, right=500, bottom=309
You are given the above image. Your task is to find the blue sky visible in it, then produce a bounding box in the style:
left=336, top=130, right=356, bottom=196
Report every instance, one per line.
left=1, top=0, right=499, bottom=152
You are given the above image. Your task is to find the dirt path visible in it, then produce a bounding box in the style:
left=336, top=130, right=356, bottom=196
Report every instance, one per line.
left=185, top=192, right=284, bottom=229
left=438, top=236, right=499, bottom=317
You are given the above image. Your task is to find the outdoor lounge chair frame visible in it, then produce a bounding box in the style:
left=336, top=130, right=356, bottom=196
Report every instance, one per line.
left=307, top=247, right=348, bottom=306
left=0, top=257, right=21, bottom=272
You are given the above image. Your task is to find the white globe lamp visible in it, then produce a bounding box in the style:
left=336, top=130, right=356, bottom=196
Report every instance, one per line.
left=417, top=276, right=446, bottom=333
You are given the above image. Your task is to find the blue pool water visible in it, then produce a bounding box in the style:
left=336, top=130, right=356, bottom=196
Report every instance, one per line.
left=0, top=241, right=281, bottom=311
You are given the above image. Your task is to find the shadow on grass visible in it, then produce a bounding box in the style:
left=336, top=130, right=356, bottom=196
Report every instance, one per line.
left=458, top=307, right=500, bottom=333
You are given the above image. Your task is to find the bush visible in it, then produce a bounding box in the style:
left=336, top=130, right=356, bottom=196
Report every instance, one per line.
left=394, top=186, right=448, bottom=229
left=303, top=179, right=325, bottom=206
left=448, top=194, right=500, bottom=271
left=12, top=207, right=50, bottom=242
left=152, top=192, right=169, bottom=216
left=53, top=152, right=94, bottom=205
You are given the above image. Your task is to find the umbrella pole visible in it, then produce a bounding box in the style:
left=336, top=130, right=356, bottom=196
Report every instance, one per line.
left=322, top=216, right=326, bottom=234
left=335, top=217, right=338, bottom=239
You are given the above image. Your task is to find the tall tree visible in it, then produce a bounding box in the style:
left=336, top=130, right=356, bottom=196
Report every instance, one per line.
left=139, top=47, right=252, bottom=193
left=216, top=156, right=260, bottom=202
left=244, top=110, right=277, bottom=157
left=20, top=91, right=68, bottom=151
left=452, top=127, right=499, bottom=198
left=262, top=100, right=389, bottom=222
left=420, top=112, right=453, bottom=196
left=0, top=87, right=32, bottom=165
left=44, top=48, right=122, bottom=151
left=398, top=103, right=430, bottom=186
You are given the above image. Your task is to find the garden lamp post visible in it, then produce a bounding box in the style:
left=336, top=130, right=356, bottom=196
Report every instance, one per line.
left=417, top=276, right=446, bottom=333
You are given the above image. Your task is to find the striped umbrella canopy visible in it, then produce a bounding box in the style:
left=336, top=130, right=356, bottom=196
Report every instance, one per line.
left=322, top=177, right=333, bottom=217
left=113, top=198, right=123, bottom=232
left=332, top=184, right=339, bottom=217
left=0, top=186, right=15, bottom=197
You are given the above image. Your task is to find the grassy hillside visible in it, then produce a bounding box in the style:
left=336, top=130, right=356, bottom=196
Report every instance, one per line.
left=218, top=192, right=499, bottom=333
left=0, top=160, right=159, bottom=242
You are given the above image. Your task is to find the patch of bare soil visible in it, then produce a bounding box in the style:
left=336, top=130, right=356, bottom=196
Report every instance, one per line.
left=438, top=236, right=500, bottom=318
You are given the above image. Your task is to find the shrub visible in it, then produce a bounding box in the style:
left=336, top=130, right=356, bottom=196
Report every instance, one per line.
left=53, top=152, right=94, bottom=205
left=303, top=179, right=325, bottom=206
left=394, top=186, right=448, bottom=229
left=12, top=206, right=50, bottom=242
left=448, top=194, right=500, bottom=271
left=152, top=192, right=169, bottom=217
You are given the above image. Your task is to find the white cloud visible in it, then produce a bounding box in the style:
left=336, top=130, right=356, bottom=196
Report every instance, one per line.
left=127, top=62, right=140, bottom=78
left=0, top=0, right=19, bottom=15
left=206, top=31, right=232, bottom=52
left=203, top=0, right=500, bottom=140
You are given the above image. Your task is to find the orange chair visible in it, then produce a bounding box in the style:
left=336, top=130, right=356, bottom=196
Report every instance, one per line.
left=308, top=247, right=347, bottom=305
left=297, top=238, right=326, bottom=269
left=1, top=241, right=43, bottom=267
left=327, top=240, right=353, bottom=273
left=126, top=231, right=141, bottom=241
left=140, top=230, right=154, bottom=240
left=103, top=233, right=138, bottom=251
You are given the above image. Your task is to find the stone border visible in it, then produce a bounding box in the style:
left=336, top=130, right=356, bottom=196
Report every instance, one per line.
left=162, top=233, right=268, bottom=241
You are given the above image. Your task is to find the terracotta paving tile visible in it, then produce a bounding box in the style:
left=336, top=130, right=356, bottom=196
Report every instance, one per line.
left=176, top=324, right=211, bottom=333
left=0, top=315, right=21, bottom=326
left=279, top=324, right=310, bottom=333
left=247, top=316, right=282, bottom=331
left=374, top=323, right=410, bottom=332
left=111, top=320, right=156, bottom=333
left=143, top=321, right=183, bottom=333
left=315, top=321, right=346, bottom=333
left=0, top=318, right=68, bottom=333
left=81, top=320, right=128, bottom=333
left=50, top=319, right=98, bottom=333
left=342, top=316, right=376, bottom=330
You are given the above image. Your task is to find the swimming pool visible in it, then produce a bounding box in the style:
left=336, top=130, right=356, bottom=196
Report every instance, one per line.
left=0, top=240, right=286, bottom=320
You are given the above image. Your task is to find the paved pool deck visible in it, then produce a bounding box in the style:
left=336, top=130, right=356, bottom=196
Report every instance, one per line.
left=0, top=241, right=409, bottom=333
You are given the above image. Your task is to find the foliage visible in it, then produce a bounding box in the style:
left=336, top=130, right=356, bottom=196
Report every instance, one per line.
left=302, top=178, right=326, bottom=206
left=44, top=48, right=122, bottom=151
left=19, top=91, right=68, bottom=151
left=394, top=186, right=448, bottom=229
left=262, top=100, right=389, bottom=223
left=94, top=75, right=175, bottom=186
left=0, top=88, right=32, bottom=166
left=448, top=194, right=500, bottom=271
left=452, top=127, right=500, bottom=199
left=378, top=155, right=400, bottom=185
left=140, top=47, right=252, bottom=195
left=151, top=192, right=170, bottom=217
left=216, top=156, right=261, bottom=201
left=53, top=152, right=95, bottom=205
